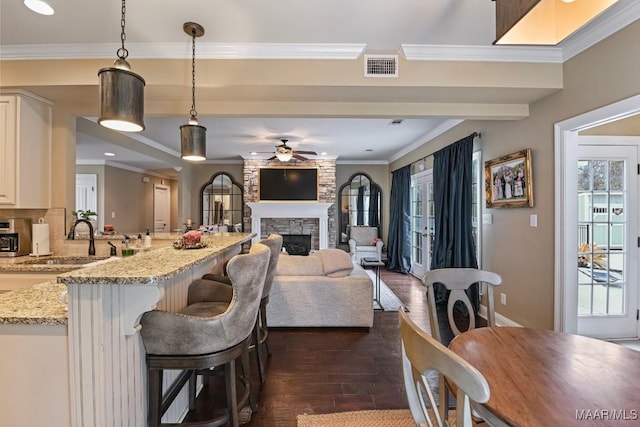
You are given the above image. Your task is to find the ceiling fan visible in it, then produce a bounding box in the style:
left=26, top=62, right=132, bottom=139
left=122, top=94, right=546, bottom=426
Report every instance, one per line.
left=265, top=139, right=318, bottom=162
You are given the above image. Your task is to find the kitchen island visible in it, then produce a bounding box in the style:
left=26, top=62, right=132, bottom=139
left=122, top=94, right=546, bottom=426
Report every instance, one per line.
left=0, top=233, right=253, bottom=427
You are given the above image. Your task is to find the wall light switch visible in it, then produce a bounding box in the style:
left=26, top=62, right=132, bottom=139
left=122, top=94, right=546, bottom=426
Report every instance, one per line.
left=500, top=293, right=507, bottom=305
left=111, top=212, right=116, bottom=219
left=482, top=214, right=493, bottom=224
left=529, top=214, right=538, bottom=227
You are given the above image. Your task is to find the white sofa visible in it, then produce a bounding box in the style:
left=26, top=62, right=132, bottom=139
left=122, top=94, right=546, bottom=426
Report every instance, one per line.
left=266, top=249, right=373, bottom=328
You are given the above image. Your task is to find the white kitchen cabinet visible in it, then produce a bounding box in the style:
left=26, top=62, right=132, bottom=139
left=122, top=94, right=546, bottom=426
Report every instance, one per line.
left=0, top=91, right=52, bottom=208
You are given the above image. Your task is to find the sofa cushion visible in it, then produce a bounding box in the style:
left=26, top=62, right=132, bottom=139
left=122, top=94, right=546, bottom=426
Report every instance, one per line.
left=275, top=254, right=325, bottom=276
left=315, top=248, right=354, bottom=278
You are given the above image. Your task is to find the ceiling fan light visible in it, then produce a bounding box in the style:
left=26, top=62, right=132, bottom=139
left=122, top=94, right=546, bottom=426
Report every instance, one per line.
left=24, top=0, right=54, bottom=15
left=181, top=123, right=207, bottom=161
left=276, top=151, right=293, bottom=162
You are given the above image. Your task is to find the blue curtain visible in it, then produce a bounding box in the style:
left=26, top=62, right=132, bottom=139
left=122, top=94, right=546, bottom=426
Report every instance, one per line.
left=357, top=185, right=365, bottom=225
left=387, top=165, right=411, bottom=273
left=431, top=134, right=479, bottom=312
left=368, top=184, right=380, bottom=227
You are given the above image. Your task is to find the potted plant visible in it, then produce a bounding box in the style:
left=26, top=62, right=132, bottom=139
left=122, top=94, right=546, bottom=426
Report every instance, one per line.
left=72, top=209, right=98, bottom=237
left=73, top=209, right=97, bottom=221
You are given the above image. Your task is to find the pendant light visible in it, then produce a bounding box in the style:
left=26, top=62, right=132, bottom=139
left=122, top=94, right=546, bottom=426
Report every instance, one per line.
left=98, top=0, right=145, bottom=132
left=180, top=22, right=207, bottom=161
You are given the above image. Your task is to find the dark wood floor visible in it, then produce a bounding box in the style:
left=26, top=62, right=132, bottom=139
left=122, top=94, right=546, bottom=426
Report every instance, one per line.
left=185, top=269, right=431, bottom=426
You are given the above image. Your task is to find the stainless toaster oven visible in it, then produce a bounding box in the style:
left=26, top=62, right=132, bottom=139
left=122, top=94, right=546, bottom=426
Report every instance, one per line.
left=0, top=218, right=32, bottom=257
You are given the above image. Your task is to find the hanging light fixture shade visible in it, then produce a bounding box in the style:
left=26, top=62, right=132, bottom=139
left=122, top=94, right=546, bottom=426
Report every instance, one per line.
left=494, top=0, right=618, bottom=45
left=181, top=22, right=207, bottom=161
left=181, top=123, right=207, bottom=161
left=98, top=0, right=145, bottom=132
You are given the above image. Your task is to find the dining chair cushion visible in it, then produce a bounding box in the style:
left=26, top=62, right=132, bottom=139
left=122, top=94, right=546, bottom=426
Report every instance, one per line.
left=315, top=248, right=354, bottom=278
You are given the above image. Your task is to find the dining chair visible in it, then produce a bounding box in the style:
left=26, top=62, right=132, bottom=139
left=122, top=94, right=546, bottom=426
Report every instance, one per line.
left=422, top=268, right=502, bottom=344
left=399, top=309, right=490, bottom=427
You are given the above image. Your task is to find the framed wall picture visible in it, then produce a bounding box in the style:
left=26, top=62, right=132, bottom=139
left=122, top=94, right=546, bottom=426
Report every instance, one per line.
left=485, top=148, right=533, bottom=208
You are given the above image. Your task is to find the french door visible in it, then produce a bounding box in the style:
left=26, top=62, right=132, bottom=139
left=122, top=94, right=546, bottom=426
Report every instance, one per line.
left=410, top=170, right=433, bottom=277
left=576, top=138, right=639, bottom=338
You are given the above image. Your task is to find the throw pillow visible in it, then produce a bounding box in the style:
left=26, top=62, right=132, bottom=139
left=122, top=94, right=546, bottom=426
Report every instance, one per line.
left=315, top=248, right=354, bottom=278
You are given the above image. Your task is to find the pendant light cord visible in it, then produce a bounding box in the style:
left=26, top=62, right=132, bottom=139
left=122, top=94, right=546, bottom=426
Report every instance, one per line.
left=190, top=29, right=198, bottom=120
left=117, top=0, right=129, bottom=60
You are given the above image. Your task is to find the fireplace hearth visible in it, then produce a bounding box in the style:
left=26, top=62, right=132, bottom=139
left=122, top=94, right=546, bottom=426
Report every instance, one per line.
left=282, top=234, right=311, bottom=256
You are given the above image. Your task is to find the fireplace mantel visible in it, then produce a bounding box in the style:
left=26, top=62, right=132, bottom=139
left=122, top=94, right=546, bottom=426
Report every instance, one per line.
left=247, top=202, right=333, bottom=248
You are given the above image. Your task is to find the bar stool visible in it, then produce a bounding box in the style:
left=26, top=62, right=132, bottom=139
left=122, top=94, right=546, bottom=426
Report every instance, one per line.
left=140, top=242, right=270, bottom=427
left=202, top=234, right=282, bottom=384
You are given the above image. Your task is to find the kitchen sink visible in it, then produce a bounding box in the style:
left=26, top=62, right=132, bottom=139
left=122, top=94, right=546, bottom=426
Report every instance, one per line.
left=22, top=256, right=110, bottom=266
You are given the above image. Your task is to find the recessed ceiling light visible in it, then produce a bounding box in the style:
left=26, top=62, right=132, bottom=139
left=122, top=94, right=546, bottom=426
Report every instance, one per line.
left=250, top=151, right=258, bottom=156
left=104, top=152, right=115, bottom=157
left=390, top=119, right=404, bottom=125
left=365, top=149, right=374, bottom=152
left=320, top=152, right=327, bottom=156
left=24, top=0, right=54, bottom=15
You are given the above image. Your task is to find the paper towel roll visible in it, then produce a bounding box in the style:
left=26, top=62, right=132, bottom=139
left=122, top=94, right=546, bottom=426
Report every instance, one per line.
left=32, top=220, right=50, bottom=255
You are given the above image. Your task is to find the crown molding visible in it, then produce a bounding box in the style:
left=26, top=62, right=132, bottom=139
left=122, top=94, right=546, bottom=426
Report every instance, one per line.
left=335, top=160, right=389, bottom=165
left=77, top=159, right=176, bottom=179
left=388, top=119, right=464, bottom=163
left=401, top=44, right=564, bottom=63
left=0, top=42, right=367, bottom=60
left=559, top=0, right=640, bottom=61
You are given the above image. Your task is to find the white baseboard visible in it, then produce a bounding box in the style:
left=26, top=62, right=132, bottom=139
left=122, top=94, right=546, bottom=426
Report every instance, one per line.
left=479, top=304, right=522, bottom=327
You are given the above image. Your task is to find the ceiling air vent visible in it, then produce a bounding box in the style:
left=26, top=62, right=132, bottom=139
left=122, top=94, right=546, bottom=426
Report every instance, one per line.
left=364, top=54, right=398, bottom=78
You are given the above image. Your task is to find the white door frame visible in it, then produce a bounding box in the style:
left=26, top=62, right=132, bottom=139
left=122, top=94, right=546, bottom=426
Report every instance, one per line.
left=153, top=184, right=171, bottom=233
left=554, top=93, right=640, bottom=333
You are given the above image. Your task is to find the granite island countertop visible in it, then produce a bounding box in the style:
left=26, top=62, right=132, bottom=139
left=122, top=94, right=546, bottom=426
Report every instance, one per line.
left=0, top=233, right=253, bottom=326
left=58, top=233, right=253, bottom=285
left=0, top=255, right=112, bottom=273
left=0, top=281, right=68, bottom=325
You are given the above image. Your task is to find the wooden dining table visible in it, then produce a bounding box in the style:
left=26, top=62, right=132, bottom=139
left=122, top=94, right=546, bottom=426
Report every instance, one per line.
left=448, top=327, right=640, bottom=426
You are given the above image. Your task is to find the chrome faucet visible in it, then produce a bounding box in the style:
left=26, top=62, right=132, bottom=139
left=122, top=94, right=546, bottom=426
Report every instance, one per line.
left=67, top=219, right=96, bottom=256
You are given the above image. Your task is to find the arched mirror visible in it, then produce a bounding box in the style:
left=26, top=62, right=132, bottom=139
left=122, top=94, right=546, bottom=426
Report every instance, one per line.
left=338, top=172, right=381, bottom=244
left=200, top=172, right=244, bottom=231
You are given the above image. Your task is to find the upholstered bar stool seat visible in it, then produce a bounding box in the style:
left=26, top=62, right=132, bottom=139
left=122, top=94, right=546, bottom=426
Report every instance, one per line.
left=140, top=243, right=270, bottom=427
left=180, top=301, right=229, bottom=317
left=201, top=234, right=282, bottom=385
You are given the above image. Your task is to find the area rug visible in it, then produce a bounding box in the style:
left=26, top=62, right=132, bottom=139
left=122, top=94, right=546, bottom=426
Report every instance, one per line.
left=364, top=269, right=407, bottom=311
left=297, top=409, right=415, bottom=427
left=297, top=409, right=457, bottom=427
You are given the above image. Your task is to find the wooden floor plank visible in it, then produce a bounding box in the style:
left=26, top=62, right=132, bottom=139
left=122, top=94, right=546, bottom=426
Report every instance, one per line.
left=184, top=269, right=431, bottom=426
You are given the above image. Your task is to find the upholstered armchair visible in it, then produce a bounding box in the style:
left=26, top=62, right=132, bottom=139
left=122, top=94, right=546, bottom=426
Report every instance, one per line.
left=348, top=226, right=383, bottom=262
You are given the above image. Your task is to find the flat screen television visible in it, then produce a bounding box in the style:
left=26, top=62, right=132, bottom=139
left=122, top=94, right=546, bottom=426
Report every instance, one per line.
left=259, top=168, right=318, bottom=201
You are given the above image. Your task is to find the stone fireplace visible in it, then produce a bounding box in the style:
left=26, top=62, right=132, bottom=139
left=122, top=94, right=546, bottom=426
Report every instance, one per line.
left=243, top=158, right=337, bottom=249
left=247, top=202, right=333, bottom=249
